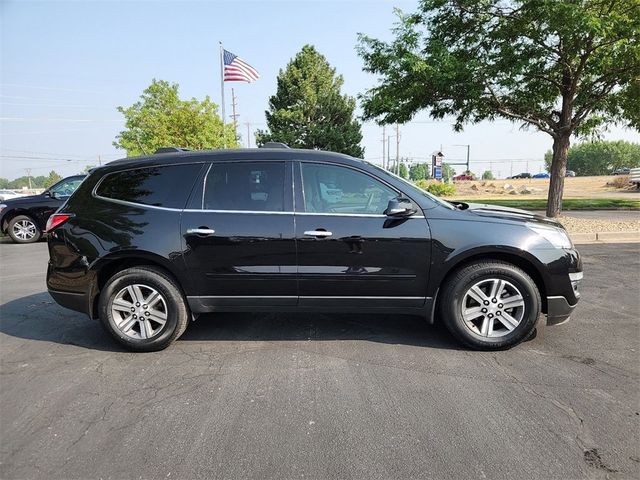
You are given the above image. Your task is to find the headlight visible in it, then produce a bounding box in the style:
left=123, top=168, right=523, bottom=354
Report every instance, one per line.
left=0, top=204, right=6, bottom=213
left=527, top=224, right=573, bottom=249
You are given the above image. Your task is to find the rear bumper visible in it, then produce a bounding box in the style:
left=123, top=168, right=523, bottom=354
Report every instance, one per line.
left=546, top=295, right=578, bottom=325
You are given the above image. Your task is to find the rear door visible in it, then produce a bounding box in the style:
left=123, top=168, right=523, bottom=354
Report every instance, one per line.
left=294, top=161, right=431, bottom=308
left=181, top=160, right=297, bottom=309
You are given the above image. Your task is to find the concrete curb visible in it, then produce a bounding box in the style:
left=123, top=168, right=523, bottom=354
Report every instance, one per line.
left=571, top=231, right=640, bottom=244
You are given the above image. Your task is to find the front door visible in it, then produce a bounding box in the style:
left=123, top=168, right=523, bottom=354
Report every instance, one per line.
left=181, top=161, right=297, bottom=309
left=294, top=161, right=431, bottom=308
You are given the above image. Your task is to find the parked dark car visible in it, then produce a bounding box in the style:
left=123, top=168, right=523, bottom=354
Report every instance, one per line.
left=509, top=173, right=532, bottom=179
left=46, top=147, right=582, bottom=351
left=0, top=175, right=85, bottom=243
left=532, top=173, right=550, bottom=179
left=613, top=167, right=630, bottom=175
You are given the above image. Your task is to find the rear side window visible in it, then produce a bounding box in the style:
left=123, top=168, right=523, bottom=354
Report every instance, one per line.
left=202, top=162, right=285, bottom=211
left=96, top=164, right=203, bottom=209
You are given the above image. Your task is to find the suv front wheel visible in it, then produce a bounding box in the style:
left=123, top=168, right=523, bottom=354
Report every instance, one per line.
left=98, top=266, right=190, bottom=351
left=440, top=260, right=541, bottom=350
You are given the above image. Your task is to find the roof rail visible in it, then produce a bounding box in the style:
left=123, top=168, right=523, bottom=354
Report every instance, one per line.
left=154, top=147, right=191, bottom=154
left=260, top=142, right=290, bottom=149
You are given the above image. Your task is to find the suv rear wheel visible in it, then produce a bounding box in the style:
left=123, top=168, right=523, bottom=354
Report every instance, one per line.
left=98, top=266, right=190, bottom=351
left=440, top=260, right=541, bottom=350
left=8, top=215, right=41, bottom=243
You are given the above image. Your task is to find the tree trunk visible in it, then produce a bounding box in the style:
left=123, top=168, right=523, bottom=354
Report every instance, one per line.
left=546, top=134, right=571, bottom=218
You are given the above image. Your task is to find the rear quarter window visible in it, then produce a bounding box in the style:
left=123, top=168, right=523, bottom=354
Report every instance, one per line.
left=95, top=164, right=203, bottom=209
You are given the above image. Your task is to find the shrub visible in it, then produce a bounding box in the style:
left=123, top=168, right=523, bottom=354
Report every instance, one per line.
left=415, top=179, right=456, bottom=197
left=611, top=175, right=630, bottom=189
left=482, top=170, right=495, bottom=180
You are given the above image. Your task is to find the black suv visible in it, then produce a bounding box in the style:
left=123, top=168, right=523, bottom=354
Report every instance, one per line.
left=0, top=175, right=86, bottom=243
left=46, top=147, right=582, bottom=351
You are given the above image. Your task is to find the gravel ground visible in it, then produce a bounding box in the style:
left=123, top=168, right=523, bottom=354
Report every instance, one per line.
left=556, top=215, right=640, bottom=233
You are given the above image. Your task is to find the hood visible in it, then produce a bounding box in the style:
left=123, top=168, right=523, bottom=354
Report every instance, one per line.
left=464, top=202, right=562, bottom=228
left=0, top=193, right=45, bottom=207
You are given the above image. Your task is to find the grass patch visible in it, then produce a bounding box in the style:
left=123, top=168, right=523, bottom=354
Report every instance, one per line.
left=450, top=198, right=640, bottom=210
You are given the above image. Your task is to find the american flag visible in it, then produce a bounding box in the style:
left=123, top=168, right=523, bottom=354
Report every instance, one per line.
left=223, top=50, right=260, bottom=83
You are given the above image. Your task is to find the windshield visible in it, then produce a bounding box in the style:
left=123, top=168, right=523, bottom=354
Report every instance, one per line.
left=48, top=176, right=86, bottom=197
left=364, top=162, right=456, bottom=210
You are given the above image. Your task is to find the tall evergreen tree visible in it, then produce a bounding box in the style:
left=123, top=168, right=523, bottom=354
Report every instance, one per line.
left=256, top=45, right=364, bottom=157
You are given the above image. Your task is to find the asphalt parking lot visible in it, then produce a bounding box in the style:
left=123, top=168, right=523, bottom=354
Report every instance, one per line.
left=1, top=241, right=638, bottom=480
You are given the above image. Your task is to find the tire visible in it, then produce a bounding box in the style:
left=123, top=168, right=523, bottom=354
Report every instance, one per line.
left=98, top=266, right=190, bottom=352
left=8, top=215, right=41, bottom=244
left=439, top=260, right=541, bottom=350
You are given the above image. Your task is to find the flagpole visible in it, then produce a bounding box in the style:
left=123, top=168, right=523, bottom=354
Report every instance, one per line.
left=219, top=41, right=226, bottom=148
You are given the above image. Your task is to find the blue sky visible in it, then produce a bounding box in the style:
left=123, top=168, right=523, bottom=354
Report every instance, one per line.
left=1, top=0, right=638, bottom=180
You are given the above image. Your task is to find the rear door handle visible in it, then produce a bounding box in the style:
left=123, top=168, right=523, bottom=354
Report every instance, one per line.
left=304, top=230, right=332, bottom=238
left=186, top=228, right=216, bottom=236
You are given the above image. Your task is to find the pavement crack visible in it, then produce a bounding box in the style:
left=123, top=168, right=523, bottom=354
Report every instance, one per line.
left=491, top=354, right=620, bottom=477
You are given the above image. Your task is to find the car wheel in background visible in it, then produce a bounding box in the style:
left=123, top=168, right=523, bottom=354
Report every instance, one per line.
left=7, top=215, right=42, bottom=244
left=440, top=260, right=541, bottom=350
left=98, top=266, right=190, bottom=352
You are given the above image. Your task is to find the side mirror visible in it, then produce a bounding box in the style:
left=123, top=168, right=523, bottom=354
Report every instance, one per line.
left=47, top=191, right=59, bottom=199
left=384, top=197, right=415, bottom=217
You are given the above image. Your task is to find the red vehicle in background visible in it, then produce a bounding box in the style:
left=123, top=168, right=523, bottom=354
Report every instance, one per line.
left=453, top=174, right=474, bottom=181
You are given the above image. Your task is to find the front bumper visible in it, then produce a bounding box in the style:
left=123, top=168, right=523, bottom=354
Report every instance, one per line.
left=546, top=295, right=578, bottom=325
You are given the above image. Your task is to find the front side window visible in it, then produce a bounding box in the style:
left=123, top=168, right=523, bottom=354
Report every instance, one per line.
left=203, top=162, right=285, bottom=212
left=49, top=176, right=85, bottom=197
left=301, top=163, right=397, bottom=214
left=96, top=164, right=202, bottom=208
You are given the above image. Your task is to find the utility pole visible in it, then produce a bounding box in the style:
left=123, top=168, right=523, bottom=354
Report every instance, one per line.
left=387, top=135, right=392, bottom=170
left=382, top=125, right=386, bottom=169
left=230, top=88, right=239, bottom=144
left=98, top=155, right=102, bottom=166
left=465, top=144, right=470, bottom=173
left=395, top=123, right=400, bottom=175
left=25, top=168, right=32, bottom=190
left=245, top=122, right=251, bottom=148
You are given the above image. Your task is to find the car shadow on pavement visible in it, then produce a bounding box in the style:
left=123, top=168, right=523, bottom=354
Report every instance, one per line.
left=0, top=292, right=464, bottom=352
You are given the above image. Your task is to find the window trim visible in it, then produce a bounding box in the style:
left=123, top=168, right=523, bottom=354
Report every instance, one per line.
left=92, top=162, right=206, bottom=210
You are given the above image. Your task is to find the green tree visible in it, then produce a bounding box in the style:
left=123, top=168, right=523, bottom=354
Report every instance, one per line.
left=442, top=164, right=456, bottom=182
left=482, top=170, right=495, bottom=180
left=544, top=140, right=640, bottom=175
left=256, top=45, right=364, bottom=157
left=358, top=1, right=640, bottom=217
left=398, top=162, right=409, bottom=179
left=43, top=170, right=62, bottom=188
left=0, top=178, right=9, bottom=189
left=114, top=79, right=237, bottom=156
left=409, top=162, right=430, bottom=181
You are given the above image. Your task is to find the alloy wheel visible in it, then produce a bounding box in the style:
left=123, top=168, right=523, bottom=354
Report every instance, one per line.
left=12, top=219, right=37, bottom=241
left=110, top=284, right=168, bottom=340
left=461, top=278, right=525, bottom=338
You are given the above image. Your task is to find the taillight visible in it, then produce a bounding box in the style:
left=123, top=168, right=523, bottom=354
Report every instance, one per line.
left=45, top=213, right=72, bottom=233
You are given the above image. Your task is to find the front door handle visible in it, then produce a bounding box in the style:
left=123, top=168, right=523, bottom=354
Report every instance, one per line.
left=304, top=230, right=332, bottom=238
left=186, top=227, right=216, bottom=236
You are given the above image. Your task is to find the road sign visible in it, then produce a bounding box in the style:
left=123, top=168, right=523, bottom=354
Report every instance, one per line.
left=434, top=166, right=442, bottom=180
